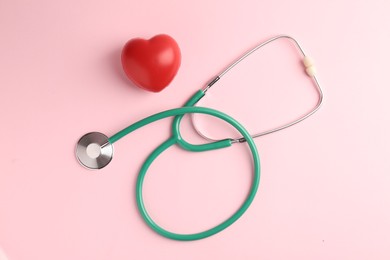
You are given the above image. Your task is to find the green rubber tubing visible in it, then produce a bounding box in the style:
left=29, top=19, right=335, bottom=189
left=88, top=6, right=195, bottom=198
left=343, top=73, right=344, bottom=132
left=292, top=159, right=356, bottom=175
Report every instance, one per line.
left=108, top=90, right=261, bottom=241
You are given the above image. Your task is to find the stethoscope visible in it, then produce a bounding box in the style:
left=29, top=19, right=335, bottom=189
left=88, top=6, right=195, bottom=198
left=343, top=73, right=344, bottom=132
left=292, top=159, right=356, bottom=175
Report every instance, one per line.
left=76, top=35, right=324, bottom=241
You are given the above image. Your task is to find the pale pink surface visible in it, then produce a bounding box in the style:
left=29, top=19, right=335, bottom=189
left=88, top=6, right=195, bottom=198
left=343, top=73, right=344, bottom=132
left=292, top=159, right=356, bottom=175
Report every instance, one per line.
left=0, top=0, right=389, bottom=259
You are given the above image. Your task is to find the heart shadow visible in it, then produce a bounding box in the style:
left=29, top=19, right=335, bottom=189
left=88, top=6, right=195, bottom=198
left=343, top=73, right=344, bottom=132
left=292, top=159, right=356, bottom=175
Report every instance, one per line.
left=106, top=47, right=144, bottom=95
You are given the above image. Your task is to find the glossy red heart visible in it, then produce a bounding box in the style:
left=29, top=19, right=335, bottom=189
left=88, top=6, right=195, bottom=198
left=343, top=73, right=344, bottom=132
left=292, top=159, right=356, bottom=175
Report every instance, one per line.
left=121, top=34, right=181, bottom=93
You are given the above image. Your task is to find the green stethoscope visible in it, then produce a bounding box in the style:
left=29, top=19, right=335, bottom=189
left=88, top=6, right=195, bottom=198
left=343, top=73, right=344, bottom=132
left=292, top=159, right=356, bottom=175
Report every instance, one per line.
left=75, top=35, right=323, bottom=241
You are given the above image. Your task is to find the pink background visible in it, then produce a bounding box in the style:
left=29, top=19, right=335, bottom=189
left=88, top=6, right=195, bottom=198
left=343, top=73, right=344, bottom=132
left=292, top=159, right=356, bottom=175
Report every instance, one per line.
left=1, top=0, right=389, bottom=259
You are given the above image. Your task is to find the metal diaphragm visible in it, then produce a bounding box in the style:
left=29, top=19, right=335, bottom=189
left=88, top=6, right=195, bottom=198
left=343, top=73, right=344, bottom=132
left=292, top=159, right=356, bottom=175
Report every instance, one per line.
left=76, top=132, right=113, bottom=170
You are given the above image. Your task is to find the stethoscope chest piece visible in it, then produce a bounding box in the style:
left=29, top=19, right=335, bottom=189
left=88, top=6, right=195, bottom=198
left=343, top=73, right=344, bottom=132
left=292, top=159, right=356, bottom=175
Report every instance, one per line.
left=76, top=132, right=113, bottom=170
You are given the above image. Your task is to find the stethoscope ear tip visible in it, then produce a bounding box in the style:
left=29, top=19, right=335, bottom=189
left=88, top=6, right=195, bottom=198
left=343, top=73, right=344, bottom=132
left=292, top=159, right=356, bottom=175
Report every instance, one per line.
left=76, top=132, right=113, bottom=170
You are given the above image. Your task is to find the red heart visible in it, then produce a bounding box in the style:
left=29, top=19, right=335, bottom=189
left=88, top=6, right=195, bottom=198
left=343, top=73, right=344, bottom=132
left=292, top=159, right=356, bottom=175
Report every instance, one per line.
left=121, top=34, right=181, bottom=93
